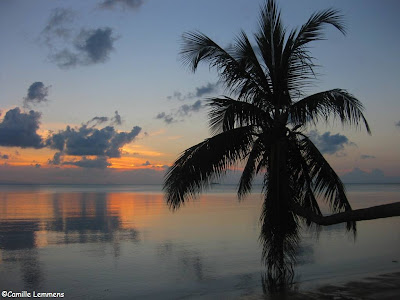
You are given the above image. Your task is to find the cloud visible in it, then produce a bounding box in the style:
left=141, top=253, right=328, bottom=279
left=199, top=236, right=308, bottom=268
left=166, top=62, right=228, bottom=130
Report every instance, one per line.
left=141, top=160, right=151, bottom=166
left=51, top=27, right=118, bottom=68
left=167, top=82, right=219, bottom=101
left=111, top=110, right=122, bottom=125
left=87, top=111, right=122, bottom=127
left=41, top=9, right=118, bottom=68
left=63, top=156, right=111, bottom=169
left=23, top=82, right=50, bottom=107
left=0, top=164, right=166, bottom=185
left=396, top=121, right=400, bottom=127
left=87, top=116, right=109, bottom=126
left=99, top=0, right=145, bottom=10
left=156, top=100, right=204, bottom=124
left=75, top=28, right=116, bottom=64
left=308, top=130, right=351, bottom=155
left=41, top=8, right=76, bottom=45
left=0, top=108, right=44, bottom=148
left=45, top=121, right=141, bottom=169
left=156, top=112, right=175, bottom=124
left=195, top=82, right=219, bottom=97
left=167, top=91, right=184, bottom=101
left=50, top=49, right=79, bottom=68
left=48, top=152, right=62, bottom=165
left=178, top=100, right=203, bottom=116
left=360, top=154, right=376, bottom=159
left=341, top=168, right=400, bottom=183
left=46, top=124, right=141, bottom=158
left=0, top=153, right=9, bottom=159
left=106, top=126, right=142, bottom=157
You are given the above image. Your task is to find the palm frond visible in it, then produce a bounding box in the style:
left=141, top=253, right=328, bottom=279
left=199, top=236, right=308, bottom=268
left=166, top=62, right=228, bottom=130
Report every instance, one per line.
left=208, top=97, right=272, bottom=134
left=294, top=8, right=346, bottom=49
left=164, top=126, right=255, bottom=209
left=290, top=89, right=371, bottom=133
left=287, top=133, right=322, bottom=217
left=296, top=133, right=356, bottom=232
left=238, top=137, right=266, bottom=200
left=232, top=30, right=272, bottom=99
left=180, top=31, right=265, bottom=97
left=255, top=0, right=286, bottom=101
left=282, top=9, right=346, bottom=96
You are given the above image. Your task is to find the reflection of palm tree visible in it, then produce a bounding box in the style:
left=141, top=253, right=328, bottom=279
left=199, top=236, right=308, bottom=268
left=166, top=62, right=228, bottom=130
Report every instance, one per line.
left=163, top=0, right=370, bottom=284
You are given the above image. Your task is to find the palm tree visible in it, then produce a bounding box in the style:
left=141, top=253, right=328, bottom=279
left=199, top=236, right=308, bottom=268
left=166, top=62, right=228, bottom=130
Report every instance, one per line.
left=164, top=0, right=374, bottom=284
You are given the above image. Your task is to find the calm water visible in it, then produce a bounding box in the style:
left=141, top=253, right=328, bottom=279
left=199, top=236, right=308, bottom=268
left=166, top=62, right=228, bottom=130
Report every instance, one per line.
left=0, top=184, right=399, bottom=299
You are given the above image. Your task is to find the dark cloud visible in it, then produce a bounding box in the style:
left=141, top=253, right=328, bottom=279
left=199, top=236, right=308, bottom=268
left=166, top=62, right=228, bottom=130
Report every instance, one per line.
left=99, top=0, right=145, bottom=10
left=167, top=82, right=219, bottom=101
left=46, top=124, right=141, bottom=158
left=308, top=130, right=351, bottom=155
left=87, top=111, right=122, bottom=127
left=142, top=161, right=151, bottom=166
left=87, top=116, right=109, bottom=126
left=105, top=126, right=141, bottom=158
left=360, top=154, right=376, bottom=159
left=195, top=82, right=218, bottom=97
left=156, top=100, right=204, bottom=125
left=0, top=154, right=9, bottom=160
left=41, top=10, right=118, bottom=68
left=396, top=121, right=400, bottom=127
left=51, top=27, right=118, bottom=68
left=50, top=49, right=79, bottom=68
left=156, top=112, right=175, bottom=124
left=75, top=28, right=116, bottom=64
left=63, top=156, right=111, bottom=169
left=45, top=122, right=141, bottom=169
left=0, top=108, right=43, bottom=148
left=23, top=82, right=50, bottom=107
left=112, top=110, right=122, bottom=125
left=35, top=163, right=41, bottom=168
left=42, top=8, right=76, bottom=45
left=178, top=100, right=203, bottom=116
left=341, top=168, right=400, bottom=183
left=48, top=152, right=62, bottom=165
left=167, top=91, right=183, bottom=101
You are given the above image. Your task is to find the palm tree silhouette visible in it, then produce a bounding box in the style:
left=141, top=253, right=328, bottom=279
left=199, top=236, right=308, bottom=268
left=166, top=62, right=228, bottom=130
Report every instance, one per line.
left=164, top=0, right=372, bottom=285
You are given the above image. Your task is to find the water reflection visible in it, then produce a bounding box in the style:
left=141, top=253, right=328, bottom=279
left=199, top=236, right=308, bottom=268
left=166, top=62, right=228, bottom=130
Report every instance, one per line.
left=259, top=241, right=315, bottom=294
left=0, top=185, right=396, bottom=297
left=0, top=191, right=142, bottom=290
left=0, top=221, right=43, bottom=290
left=0, top=192, right=140, bottom=251
left=156, top=241, right=208, bottom=281
left=0, top=221, right=39, bottom=250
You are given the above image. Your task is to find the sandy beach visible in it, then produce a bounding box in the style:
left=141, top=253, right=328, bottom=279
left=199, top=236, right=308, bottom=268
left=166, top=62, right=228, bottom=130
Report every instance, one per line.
left=243, top=271, right=400, bottom=299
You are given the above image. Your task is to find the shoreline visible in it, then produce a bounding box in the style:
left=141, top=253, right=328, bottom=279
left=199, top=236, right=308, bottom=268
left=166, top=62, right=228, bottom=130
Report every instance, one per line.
left=296, top=271, right=400, bottom=300
left=242, top=271, right=400, bottom=299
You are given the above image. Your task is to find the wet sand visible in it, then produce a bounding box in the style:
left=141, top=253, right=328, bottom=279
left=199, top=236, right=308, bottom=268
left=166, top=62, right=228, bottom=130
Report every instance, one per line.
left=293, top=272, right=400, bottom=300
left=243, top=272, right=400, bottom=300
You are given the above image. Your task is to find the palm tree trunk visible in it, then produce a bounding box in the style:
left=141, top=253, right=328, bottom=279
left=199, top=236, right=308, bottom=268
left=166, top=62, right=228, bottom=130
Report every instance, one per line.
left=291, top=202, right=400, bottom=226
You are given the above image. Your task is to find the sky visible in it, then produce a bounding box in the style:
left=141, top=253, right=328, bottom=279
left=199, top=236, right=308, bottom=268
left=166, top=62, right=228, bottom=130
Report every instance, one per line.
left=0, top=0, right=399, bottom=184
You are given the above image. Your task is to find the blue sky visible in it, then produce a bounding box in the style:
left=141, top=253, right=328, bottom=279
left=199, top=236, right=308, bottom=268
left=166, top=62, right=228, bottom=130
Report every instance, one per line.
left=0, top=0, right=399, bottom=184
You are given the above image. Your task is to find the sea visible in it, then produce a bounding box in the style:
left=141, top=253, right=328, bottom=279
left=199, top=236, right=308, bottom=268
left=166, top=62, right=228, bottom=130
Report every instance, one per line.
left=0, top=183, right=399, bottom=299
